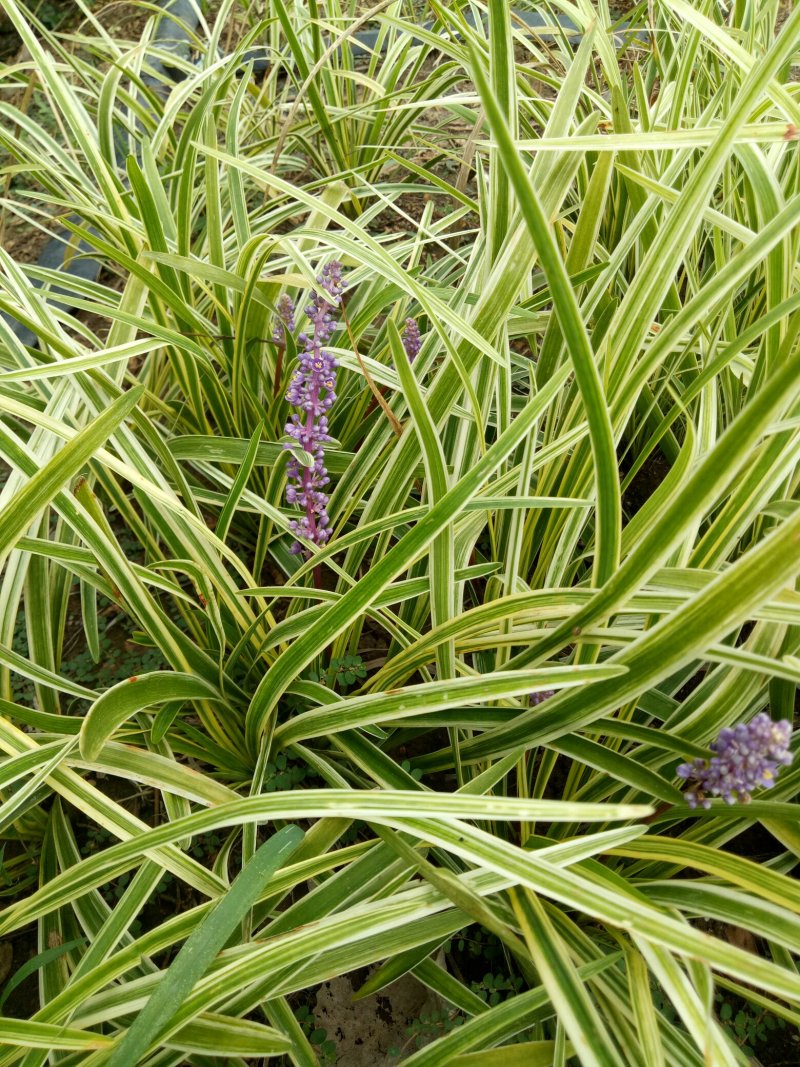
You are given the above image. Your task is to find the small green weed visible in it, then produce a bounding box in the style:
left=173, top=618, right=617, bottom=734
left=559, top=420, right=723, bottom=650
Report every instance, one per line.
left=309, top=654, right=367, bottom=692
left=294, top=1004, right=337, bottom=1063
left=716, top=993, right=787, bottom=1058
left=388, top=1009, right=465, bottom=1057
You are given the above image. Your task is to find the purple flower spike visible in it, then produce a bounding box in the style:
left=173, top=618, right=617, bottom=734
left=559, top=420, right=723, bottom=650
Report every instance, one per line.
left=283, top=262, right=345, bottom=555
left=273, top=294, right=296, bottom=342
left=402, top=317, right=421, bottom=362
left=677, top=712, right=793, bottom=808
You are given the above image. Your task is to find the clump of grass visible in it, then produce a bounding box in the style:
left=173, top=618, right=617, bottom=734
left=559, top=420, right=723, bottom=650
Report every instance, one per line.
left=0, top=0, right=798, bottom=1064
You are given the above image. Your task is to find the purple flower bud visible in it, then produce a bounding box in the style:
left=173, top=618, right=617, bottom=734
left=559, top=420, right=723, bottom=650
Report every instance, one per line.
left=402, top=318, right=421, bottom=362
left=677, top=712, right=793, bottom=807
left=282, top=262, right=345, bottom=555
left=530, top=690, right=555, bottom=707
left=273, top=294, right=296, bottom=342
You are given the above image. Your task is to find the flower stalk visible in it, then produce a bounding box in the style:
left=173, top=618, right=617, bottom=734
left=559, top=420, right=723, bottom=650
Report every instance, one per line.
left=283, top=262, right=345, bottom=559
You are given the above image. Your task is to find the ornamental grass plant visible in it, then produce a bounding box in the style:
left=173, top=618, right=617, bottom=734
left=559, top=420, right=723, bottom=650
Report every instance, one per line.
left=0, top=0, right=798, bottom=1063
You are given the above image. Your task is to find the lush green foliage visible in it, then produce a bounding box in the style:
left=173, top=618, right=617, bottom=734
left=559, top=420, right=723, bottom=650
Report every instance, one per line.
left=0, top=0, right=799, bottom=1063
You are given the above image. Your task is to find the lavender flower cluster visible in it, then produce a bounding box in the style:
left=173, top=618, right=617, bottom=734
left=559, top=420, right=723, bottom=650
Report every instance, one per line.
left=677, top=712, right=793, bottom=808
left=280, top=261, right=345, bottom=555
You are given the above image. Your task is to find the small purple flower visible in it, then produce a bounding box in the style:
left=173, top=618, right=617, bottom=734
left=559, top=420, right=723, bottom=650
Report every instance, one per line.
left=530, top=689, right=555, bottom=707
left=273, top=294, right=296, bottom=342
left=402, top=318, right=421, bottom=362
left=677, top=712, right=793, bottom=808
left=283, top=262, right=345, bottom=555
